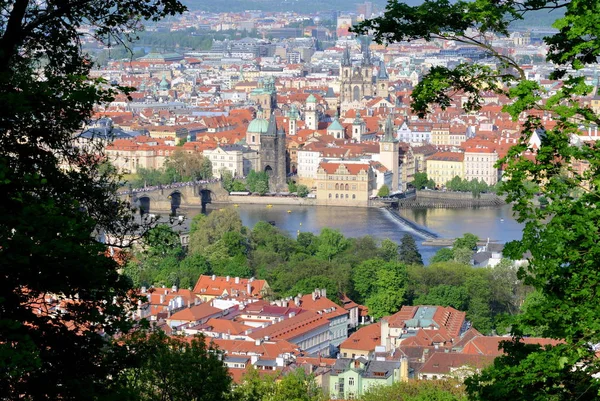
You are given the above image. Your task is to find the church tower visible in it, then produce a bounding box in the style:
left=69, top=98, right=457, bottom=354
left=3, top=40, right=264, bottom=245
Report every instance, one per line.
left=352, top=112, right=366, bottom=142
left=380, top=114, right=399, bottom=192
left=250, top=76, right=277, bottom=119
left=376, top=60, right=390, bottom=98
left=339, top=38, right=375, bottom=107
left=340, top=46, right=353, bottom=104
left=327, top=115, right=345, bottom=139
left=305, top=94, right=318, bottom=130
left=288, top=105, right=299, bottom=136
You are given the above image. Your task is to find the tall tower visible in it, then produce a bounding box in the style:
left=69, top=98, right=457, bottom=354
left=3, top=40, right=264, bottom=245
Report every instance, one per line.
left=352, top=112, right=366, bottom=142
left=305, top=94, right=318, bottom=130
left=340, top=46, right=352, bottom=104
left=288, top=105, right=299, bottom=136
left=260, top=113, right=287, bottom=191
left=380, top=114, right=399, bottom=191
left=250, top=76, right=277, bottom=118
left=376, top=60, right=390, bottom=98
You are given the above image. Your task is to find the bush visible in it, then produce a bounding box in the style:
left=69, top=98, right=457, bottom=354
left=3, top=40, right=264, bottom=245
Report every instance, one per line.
left=377, top=185, right=390, bottom=197
left=297, top=184, right=309, bottom=198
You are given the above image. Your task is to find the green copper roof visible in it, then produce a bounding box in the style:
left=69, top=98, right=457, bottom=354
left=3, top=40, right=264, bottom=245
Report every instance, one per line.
left=306, top=94, right=317, bottom=103
left=328, top=118, right=344, bottom=132
left=159, top=74, right=169, bottom=90
left=247, top=117, right=269, bottom=134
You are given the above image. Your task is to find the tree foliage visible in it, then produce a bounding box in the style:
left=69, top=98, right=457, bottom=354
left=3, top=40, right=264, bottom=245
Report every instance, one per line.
left=233, top=368, right=324, bottom=401
left=361, top=379, right=467, bottom=401
left=411, top=172, right=436, bottom=190
left=398, top=234, right=423, bottom=265
left=445, top=176, right=496, bottom=196
left=377, top=184, right=390, bottom=197
left=117, top=330, right=231, bottom=401
left=297, top=184, right=310, bottom=198
left=355, top=0, right=600, bottom=397
left=0, top=0, right=185, bottom=397
left=246, top=170, right=270, bottom=194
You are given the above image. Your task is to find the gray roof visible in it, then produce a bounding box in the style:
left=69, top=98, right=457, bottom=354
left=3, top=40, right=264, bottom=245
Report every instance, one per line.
left=79, top=127, right=134, bottom=141
left=225, top=356, right=250, bottom=363
left=364, top=360, right=400, bottom=379
left=255, top=359, right=277, bottom=367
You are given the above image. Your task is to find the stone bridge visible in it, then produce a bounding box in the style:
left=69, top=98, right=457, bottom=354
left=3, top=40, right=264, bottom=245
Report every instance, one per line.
left=121, top=182, right=229, bottom=215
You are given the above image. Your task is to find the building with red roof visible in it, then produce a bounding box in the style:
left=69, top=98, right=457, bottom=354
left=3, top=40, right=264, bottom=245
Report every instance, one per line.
left=315, top=162, right=375, bottom=206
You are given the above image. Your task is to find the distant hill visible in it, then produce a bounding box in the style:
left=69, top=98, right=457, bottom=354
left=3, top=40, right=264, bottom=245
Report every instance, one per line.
left=182, top=0, right=420, bottom=14
left=183, top=0, right=562, bottom=30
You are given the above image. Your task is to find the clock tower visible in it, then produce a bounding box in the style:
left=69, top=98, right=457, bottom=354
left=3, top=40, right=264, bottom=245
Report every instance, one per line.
left=380, top=114, right=399, bottom=191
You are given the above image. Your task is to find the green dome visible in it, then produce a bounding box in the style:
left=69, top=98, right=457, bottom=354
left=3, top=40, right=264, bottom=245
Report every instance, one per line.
left=159, top=74, right=170, bottom=90
left=247, top=117, right=269, bottom=134
left=306, top=94, right=317, bottom=103
left=328, top=118, right=344, bottom=132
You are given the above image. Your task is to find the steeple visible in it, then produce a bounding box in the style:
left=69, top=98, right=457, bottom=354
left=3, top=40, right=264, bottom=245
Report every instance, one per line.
left=382, top=114, right=397, bottom=143
left=342, top=45, right=351, bottom=66
left=361, top=36, right=371, bottom=66
left=265, top=111, right=277, bottom=136
left=377, top=60, right=389, bottom=80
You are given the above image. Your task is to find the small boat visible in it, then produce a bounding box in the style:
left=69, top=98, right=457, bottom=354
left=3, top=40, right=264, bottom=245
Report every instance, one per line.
left=287, top=210, right=292, bottom=213
left=234, top=204, right=239, bottom=208
left=266, top=204, right=273, bottom=208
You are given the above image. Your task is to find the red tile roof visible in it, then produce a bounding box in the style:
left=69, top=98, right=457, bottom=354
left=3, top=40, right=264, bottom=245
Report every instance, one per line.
left=340, top=322, right=381, bottom=353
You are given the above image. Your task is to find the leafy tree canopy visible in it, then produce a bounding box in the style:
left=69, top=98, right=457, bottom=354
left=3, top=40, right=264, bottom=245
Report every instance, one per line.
left=398, top=234, right=424, bottom=265
left=0, top=0, right=185, bottom=397
left=355, top=0, right=600, bottom=397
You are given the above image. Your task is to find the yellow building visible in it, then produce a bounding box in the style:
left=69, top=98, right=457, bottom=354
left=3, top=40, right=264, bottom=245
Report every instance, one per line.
left=426, top=152, right=465, bottom=187
left=431, top=125, right=450, bottom=146
left=431, top=125, right=466, bottom=147
left=315, top=162, right=375, bottom=206
left=464, top=147, right=499, bottom=185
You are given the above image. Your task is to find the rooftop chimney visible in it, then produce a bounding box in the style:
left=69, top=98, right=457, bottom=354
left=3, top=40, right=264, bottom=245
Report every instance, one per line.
left=235, top=276, right=240, bottom=284
left=226, top=276, right=230, bottom=282
left=172, top=285, right=177, bottom=293
left=321, top=288, right=327, bottom=299
left=211, top=274, right=216, bottom=281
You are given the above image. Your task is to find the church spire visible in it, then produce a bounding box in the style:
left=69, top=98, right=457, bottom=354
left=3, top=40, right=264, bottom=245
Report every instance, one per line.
left=377, top=60, right=389, bottom=80
left=361, top=36, right=372, bottom=66
left=342, top=45, right=351, bottom=66
left=265, top=111, right=277, bottom=136
left=382, top=114, right=397, bottom=143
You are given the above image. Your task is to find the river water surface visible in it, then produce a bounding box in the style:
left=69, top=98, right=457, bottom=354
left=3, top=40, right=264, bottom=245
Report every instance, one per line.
left=200, top=203, right=524, bottom=264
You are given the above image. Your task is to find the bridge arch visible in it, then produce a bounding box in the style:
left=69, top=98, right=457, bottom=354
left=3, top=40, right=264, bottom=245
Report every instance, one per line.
left=137, top=196, right=151, bottom=216
left=168, top=191, right=183, bottom=216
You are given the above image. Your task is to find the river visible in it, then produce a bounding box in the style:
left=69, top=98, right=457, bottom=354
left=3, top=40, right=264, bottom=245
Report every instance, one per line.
left=200, top=203, right=524, bottom=264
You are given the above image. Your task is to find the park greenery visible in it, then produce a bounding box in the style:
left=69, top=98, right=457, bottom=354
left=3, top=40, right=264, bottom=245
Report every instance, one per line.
left=124, top=212, right=530, bottom=334
left=354, top=0, right=600, bottom=399
left=410, top=172, right=436, bottom=190
left=131, top=150, right=213, bottom=188
left=445, top=176, right=499, bottom=196
left=411, top=172, right=499, bottom=195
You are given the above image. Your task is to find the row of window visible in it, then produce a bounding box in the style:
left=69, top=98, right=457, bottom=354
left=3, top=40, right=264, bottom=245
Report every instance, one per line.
left=331, top=183, right=357, bottom=190
left=329, top=193, right=357, bottom=199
